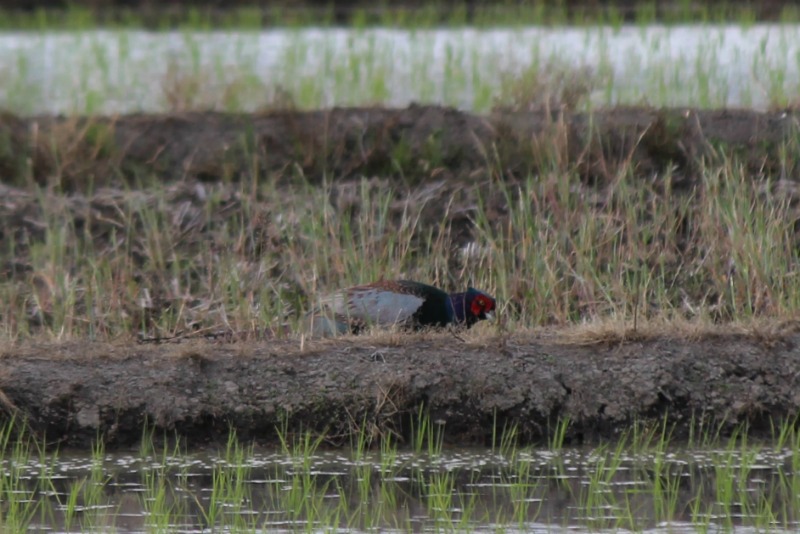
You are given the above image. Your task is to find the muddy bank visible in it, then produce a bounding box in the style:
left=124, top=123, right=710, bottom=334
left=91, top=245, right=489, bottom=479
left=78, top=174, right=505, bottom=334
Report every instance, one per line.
left=2, top=331, right=800, bottom=449
left=2, top=105, right=799, bottom=191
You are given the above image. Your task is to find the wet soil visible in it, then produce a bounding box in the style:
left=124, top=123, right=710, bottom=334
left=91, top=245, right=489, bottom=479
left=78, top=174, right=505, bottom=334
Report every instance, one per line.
left=2, top=330, right=800, bottom=449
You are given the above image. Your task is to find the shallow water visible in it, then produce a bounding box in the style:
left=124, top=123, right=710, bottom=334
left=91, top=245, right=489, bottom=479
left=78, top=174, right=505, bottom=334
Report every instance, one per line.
left=4, top=444, right=800, bottom=532
left=0, top=24, right=799, bottom=114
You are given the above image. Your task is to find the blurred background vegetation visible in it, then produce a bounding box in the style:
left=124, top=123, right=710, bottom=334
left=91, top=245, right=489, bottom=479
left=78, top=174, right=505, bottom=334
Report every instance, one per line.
left=3, top=0, right=800, bottom=28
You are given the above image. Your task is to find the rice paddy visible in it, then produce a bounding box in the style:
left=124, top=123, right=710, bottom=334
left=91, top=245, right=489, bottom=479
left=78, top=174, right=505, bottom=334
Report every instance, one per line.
left=1, top=23, right=800, bottom=115
left=1, top=417, right=800, bottom=532
left=3, top=5, right=800, bottom=533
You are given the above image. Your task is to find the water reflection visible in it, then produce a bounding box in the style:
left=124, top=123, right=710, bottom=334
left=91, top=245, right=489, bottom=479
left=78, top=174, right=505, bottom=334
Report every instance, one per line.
left=3, top=445, right=798, bottom=532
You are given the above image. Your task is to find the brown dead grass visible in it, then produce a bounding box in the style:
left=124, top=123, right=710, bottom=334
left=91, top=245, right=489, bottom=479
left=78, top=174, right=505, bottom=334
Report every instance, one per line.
left=546, top=315, right=800, bottom=347
left=2, top=316, right=800, bottom=364
left=3, top=107, right=800, bottom=343
left=161, top=58, right=281, bottom=113
left=493, top=60, right=605, bottom=113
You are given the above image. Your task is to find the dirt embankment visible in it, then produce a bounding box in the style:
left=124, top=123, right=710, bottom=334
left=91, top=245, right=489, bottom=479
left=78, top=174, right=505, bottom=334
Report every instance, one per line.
left=2, top=330, right=800, bottom=449
left=3, top=105, right=800, bottom=449
left=1, top=106, right=799, bottom=191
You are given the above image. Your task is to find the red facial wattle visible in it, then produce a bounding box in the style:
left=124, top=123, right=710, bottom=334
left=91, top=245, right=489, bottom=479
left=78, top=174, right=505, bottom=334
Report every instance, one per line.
left=471, top=296, right=496, bottom=318
left=470, top=300, right=481, bottom=317
left=470, top=298, right=485, bottom=317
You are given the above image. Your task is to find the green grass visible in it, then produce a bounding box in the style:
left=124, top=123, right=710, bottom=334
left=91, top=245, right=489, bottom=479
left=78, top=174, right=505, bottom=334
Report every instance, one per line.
left=2, top=416, right=800, bottom=531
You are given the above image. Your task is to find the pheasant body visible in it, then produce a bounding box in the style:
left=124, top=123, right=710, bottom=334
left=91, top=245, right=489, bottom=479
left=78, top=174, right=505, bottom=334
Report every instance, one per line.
left=305, top=280, right=495, bottom=337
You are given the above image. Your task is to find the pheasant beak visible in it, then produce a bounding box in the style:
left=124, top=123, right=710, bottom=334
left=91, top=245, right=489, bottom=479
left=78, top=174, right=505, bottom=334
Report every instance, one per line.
left=484, top=310, right=495, bottom=321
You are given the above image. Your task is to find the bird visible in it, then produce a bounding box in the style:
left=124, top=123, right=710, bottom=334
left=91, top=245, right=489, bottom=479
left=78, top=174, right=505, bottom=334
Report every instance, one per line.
left=304, top=279, right=496, bottom=337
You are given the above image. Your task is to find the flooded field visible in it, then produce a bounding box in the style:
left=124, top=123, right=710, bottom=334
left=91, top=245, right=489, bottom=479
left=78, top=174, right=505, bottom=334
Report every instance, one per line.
left=2, top=24, right=800, bottom=114
left=5, top=428, right=800, bottom=533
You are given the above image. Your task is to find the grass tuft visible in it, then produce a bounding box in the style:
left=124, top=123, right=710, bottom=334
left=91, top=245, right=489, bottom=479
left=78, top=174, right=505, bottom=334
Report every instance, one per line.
left=2, top=148, right=800, bottom=341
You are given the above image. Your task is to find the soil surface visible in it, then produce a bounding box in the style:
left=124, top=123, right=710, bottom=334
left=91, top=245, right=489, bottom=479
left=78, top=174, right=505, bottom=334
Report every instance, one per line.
left=2, top=330, right=800, bottom=449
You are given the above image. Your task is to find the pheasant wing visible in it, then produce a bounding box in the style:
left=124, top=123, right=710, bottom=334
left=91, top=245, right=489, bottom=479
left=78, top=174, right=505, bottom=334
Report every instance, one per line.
left=319, top=285, right=424, bottom=327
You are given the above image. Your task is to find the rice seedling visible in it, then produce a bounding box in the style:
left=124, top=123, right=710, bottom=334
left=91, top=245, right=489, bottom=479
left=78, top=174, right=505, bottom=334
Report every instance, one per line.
left=490, top=411, right=519, bottom=460
left=141, top=459, right=185, bottom=533
left=0, top=21, right=798, bottom=114
left=420, top=467, right=457, bottom=528
left=197, top=431, right=256, bottom=531
left=410, top=407, right=445, bottom=458
left=74, top=439, right=114, bottom=530
left=0, top=418, right=41, bottom=532
left=648, top=444, right=684, bottom=525
left=276, top=419, right=327, bottom=473
left=547, top=417, right=571, bottom=451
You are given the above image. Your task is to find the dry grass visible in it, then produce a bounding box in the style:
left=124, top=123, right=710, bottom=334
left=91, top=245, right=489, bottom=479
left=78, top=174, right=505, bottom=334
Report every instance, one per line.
left=492, top=60, right=606, bottom=113
left=545, top=315, right=800, bottom=346
left=3, top=316, right=799, bottom=366
left=160, top=58, right=298, bottom=113
left=2, top=160, right=799, bottom=343
left=2, top=99, right=800, bottom=344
